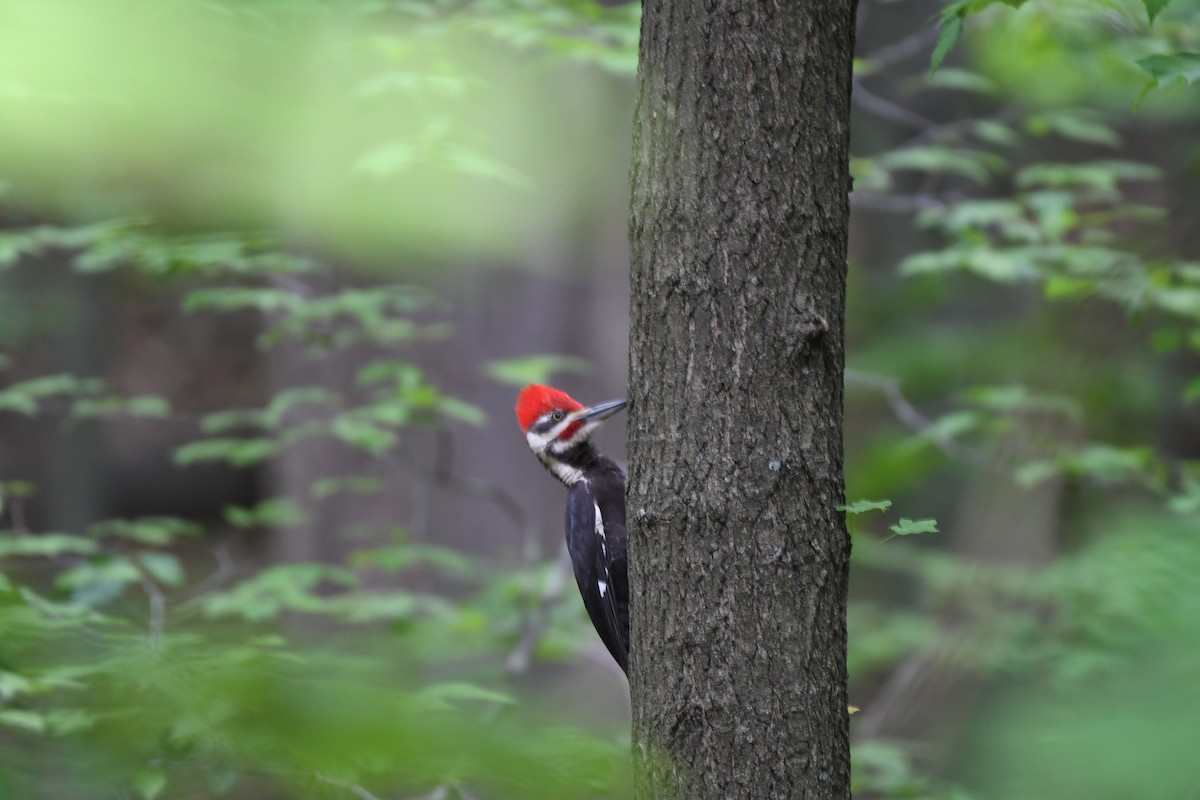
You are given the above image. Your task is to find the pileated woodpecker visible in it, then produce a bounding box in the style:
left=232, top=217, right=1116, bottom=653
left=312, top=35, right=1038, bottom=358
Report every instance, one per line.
left=515, top=384, right=629, bottom=674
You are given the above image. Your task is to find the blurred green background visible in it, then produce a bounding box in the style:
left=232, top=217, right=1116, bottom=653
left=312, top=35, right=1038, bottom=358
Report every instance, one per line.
left=1, top=0, right=1199, bottom=798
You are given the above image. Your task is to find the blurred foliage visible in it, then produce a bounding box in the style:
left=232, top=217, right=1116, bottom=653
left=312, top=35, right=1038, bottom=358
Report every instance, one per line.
left=0, top=249, right=631, bottom=796
left=0, top=2, right=636, bottom=798
left=846, top=0, right=1200, bottom=797
left=0, top=0, right=637, bottom=264
left=1, top=0, right=1199, bottom=798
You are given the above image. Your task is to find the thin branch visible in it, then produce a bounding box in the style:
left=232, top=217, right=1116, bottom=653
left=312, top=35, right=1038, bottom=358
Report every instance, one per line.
left=855, top=649, right=936, bottom=740
left=130, top=559, right=167, bottom=647
left=852, top=80, right=938, bottom=131
left=850, top=193, right=946, bottom=214
left=391, top=429, right=555, bottom=672
left=8, top=496, right=28, bottom=534
left=505, top=544, right=572, bottom=674
left=427, top=429, right=541, bottom=561
left=176, top=541, right=237, bottom=601
left=318, top=774, right=384, bottom=800
left=858, top=24, right=940, bottom=71
left=845, top=369, right=985, bottom=465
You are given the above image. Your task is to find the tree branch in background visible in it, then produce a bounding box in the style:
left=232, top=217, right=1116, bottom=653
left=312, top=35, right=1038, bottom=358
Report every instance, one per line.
left=845, top=369, right=985, bottom=465
left=852, top=79, right=937, bottom=131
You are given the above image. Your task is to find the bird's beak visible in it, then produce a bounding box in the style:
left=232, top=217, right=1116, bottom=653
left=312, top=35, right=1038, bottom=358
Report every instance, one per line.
left=573, top=398, right=627, bottom=423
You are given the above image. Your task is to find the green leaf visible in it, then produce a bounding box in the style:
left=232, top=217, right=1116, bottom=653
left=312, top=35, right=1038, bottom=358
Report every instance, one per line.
left=965, top=385, right=1082, bottom=420
left=0, top=533, right=98, bottom=557
left=325, top=591, right=422, bottom=623
left=0, top=709, right=45, bottom=734
left=332, top=416, right=398, bottom=456
left=838, top=499, right=893, bottom=515
left=889, top=518, right=940, bottom=536
left=0, top=393, right=37, bottom=415
left=55, top=556, right=141, bottom=592
left=925, top=68, right=996, bottom=95
left=1143, top=0, right=1171, bottom=24
left=442, top=144, right=531, bottom=189
left=0, top=481, right=35, bottom=498
left=182, top=287, right=303, bottom=314
left=416, top=682, right=516, bottom=710
left=1136, top=52, right=1200, bottom=105
left=357, top=360, right=424, bottom=389
left=1183, top=376, right=1200, bottom=405
left=310, top=476, right=383, bottom=499
left=199, top=563, right=358, bottom=622
left=174, top=438, right=277, bottom=468
left=134, top=768, right=167, bottom=800
left=353, top=140, right=418, bottom=178
left=969, top=120, right=1017, bottom=148
left=921, top=410, right=980, bottom=441
left=351, top=544, right=475, bottom=578
left=0, top=671, right=33, bottom=701
left=1151, top=327, right=1182, bottom=354
left=929, top=10, right=964, bottom=76
left=1026, top=111, right=1120, bottom=147
left=1015, top=161, right=1161, bottom=195
left=138, top=553, right=185, bottom=588
left=44, top=709, right=96, bottom=736
left=124, top=395, right=171, bottom=418
left=224, top=498, right=307, bottom=529
left=262, top=387, right=338, bottom=428
left=437, top=396, right=487, bottom=426
left=483, top=355, right=591, bottom=386
left=89, top=517, right=202, bottom=545
left=878, top=146, right=997, bottom=184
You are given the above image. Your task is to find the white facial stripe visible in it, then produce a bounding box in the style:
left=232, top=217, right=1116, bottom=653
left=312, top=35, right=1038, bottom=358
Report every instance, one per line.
left=525, top=428, right=553, bottom=451
left=552, top=421, right=597, bottom=452
left=530, top=411, right=586, bottom=444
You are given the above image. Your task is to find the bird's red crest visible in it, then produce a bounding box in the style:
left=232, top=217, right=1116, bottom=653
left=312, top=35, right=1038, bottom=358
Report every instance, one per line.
left=515, top=384, right=583, bottom=431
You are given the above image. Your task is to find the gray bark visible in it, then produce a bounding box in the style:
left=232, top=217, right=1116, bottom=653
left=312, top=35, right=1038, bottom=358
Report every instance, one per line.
left=627, top=1, right=857, bottom=798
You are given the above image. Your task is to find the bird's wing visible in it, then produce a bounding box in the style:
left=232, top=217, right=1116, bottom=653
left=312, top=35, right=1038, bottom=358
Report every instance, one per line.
left=566, top=483, right=629, bottom=673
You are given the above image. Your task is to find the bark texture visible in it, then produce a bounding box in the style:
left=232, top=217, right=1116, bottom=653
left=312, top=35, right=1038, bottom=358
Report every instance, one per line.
left=627, top=1, right=857, bottom=798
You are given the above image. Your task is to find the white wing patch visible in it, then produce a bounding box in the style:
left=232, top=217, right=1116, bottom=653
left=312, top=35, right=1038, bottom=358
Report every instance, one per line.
left=593, top=500, right=612, bottom=597
left=593, top=501, right=607, bottom=556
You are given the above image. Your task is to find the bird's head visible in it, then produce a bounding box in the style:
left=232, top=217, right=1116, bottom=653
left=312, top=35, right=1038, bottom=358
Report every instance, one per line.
left=515, top=384, right=626, bottom=482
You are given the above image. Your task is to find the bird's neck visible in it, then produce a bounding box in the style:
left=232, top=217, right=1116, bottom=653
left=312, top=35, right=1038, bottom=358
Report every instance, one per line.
left=543, top=441, right=618, bottom=487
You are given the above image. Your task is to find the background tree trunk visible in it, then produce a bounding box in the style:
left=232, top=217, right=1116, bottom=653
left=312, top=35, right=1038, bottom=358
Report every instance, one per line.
left=627, top=1, right=857, bottom=797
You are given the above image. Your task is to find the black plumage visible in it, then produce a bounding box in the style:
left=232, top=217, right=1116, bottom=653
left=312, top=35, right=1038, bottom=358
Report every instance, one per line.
left=566, top=460, right=629, bottom=673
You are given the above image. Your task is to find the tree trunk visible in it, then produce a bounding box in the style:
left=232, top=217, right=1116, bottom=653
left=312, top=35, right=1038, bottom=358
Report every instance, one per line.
left=627, top=1, right=857, bottom=798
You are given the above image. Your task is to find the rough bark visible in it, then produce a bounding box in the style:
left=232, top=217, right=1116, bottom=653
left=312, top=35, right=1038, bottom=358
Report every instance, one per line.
left=627, top=1, right=857, bottom=798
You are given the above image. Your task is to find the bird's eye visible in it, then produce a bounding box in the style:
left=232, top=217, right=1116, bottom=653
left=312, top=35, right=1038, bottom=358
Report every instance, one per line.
left=551, top=411, right=565, bottom=422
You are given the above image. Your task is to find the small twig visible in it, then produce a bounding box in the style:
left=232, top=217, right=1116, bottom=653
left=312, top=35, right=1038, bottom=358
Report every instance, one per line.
left=393, top=429, right=543, bottom=566
left=131, top=561, right=167, bottom=647
left=268, top=275, right=318, bottom=299
left=853, top=79, right=938, bottom=131
left=858, top=24, right=940, bottom=71
left=176, top=541, right=237, bottom=601
left=850, top=193, right=946, bottom=214
left=506, top=545, right=572, bottom=674
left=390, top=429, right=553, bottom=672
left=845, top=369, right=985, bottom=465
left=855, top=649, right=935, bottom=739
left=9, top=496, right=27, bottom=534
left=318, top=774, right=384, bottom=800
left=428, top=429, right=541, bottom=561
